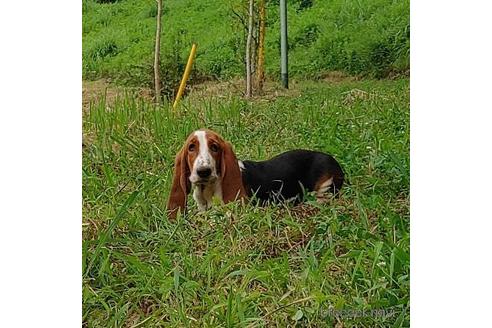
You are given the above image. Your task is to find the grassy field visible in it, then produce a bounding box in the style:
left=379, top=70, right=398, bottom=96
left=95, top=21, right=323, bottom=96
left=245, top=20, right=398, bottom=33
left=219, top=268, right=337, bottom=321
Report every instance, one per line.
left=82, top=78, right=410, bottom=327
left=83, top=0, right=409, bottom=89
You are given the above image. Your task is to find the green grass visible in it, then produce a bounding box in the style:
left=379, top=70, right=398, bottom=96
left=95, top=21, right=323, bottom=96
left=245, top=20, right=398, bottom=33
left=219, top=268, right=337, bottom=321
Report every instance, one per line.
left=83, top=0, right=409, bottom=87
left=83, top=78, right=409, bottom=327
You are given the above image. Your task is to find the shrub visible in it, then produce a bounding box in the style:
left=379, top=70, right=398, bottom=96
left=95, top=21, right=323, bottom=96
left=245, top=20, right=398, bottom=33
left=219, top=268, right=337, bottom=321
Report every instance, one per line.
left=87, top=39, right=119, bottom=61
left=292, top=23, right=320, bottom=49
left=94, top=0, right=121, bottom=4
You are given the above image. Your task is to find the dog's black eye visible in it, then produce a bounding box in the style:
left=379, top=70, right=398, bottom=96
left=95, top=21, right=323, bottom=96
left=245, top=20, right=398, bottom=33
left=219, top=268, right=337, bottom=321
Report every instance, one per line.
left=188, top=143, right=196, bottom=152
left=210, top=144, right=219, bottom=152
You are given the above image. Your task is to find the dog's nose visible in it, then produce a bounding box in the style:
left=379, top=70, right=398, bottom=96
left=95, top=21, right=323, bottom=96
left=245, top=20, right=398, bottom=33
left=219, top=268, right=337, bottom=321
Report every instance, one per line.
left=197, top=168, right=212, bottom=178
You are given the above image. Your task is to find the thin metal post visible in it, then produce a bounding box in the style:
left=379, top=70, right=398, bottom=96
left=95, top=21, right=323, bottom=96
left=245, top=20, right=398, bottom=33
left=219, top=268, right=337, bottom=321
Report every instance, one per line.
left=280, top=0, right=288, bottom=88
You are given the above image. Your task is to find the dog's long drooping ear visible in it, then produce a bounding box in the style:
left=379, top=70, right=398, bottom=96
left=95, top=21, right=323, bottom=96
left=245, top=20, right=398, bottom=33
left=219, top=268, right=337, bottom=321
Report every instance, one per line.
left=221, top=142, right=247, bottom=203
left=167, top=147, right=190, bottom=219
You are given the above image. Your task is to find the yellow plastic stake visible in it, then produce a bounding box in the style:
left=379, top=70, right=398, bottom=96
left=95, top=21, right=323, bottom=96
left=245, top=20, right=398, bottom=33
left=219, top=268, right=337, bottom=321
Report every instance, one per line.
left=173, top=43, right=197, bottom=110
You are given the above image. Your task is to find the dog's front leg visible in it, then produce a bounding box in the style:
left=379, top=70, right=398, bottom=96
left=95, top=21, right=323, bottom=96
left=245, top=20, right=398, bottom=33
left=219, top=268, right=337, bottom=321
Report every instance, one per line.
left=193, top=186, right=208, bottom=212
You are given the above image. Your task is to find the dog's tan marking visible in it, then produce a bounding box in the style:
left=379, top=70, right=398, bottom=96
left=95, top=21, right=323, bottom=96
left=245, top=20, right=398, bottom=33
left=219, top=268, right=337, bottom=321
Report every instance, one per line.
left=314, top=175, right=334, bottom=203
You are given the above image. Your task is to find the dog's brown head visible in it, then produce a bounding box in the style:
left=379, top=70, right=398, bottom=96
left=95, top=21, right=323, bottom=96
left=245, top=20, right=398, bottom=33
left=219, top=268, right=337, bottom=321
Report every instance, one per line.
left=166, top=129, right=246, bottom=219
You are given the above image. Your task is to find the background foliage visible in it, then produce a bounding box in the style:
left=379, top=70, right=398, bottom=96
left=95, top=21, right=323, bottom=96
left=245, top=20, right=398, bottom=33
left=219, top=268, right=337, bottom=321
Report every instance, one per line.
left=83, top=0, right=410, bottom=89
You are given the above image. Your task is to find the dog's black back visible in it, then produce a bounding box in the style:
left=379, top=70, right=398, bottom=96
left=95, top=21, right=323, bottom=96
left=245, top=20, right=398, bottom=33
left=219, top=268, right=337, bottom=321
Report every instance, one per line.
left=241, top=149, right=344, bottom=203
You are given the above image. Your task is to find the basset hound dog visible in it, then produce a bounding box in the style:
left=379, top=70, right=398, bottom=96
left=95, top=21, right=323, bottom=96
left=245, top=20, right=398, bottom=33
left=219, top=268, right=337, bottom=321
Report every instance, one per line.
left=167, top=129, right=344, bottom=219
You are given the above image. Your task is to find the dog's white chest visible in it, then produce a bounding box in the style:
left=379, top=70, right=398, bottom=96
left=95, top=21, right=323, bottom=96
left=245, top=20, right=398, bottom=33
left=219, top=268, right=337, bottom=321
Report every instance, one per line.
left=192, top=180, right=223, bottom=212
